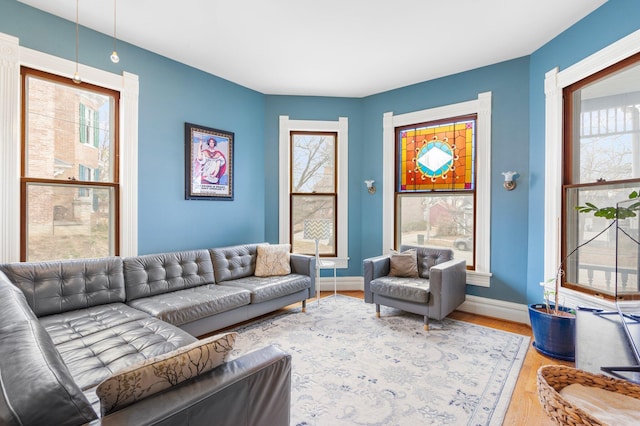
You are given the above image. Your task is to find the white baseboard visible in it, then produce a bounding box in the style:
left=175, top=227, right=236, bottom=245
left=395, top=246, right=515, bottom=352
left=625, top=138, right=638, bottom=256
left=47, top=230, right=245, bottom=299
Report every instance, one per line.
left=459, top=294, right=530, bottom=325
left=322, top=277, right=531, bottom=325
left=317, top=276, right=363, bottom=292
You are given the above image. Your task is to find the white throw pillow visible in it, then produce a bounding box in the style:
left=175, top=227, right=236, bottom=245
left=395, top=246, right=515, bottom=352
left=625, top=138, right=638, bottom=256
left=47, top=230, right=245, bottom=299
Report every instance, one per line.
left=255, top=244, right=291, bottom=277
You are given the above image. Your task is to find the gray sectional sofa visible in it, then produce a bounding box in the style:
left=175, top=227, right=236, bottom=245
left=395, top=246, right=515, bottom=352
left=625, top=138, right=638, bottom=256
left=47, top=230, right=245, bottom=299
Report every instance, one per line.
left=0, top=243, right=315, bottom=426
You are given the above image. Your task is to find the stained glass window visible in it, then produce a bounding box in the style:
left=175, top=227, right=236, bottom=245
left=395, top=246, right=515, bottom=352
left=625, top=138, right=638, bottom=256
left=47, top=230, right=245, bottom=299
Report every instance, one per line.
left=397, top=116, right=476, bottom=192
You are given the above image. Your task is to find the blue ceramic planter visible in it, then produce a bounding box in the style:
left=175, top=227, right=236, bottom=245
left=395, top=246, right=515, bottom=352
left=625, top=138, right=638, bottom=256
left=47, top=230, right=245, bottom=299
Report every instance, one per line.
left=528, top=304, right=576, bottom=361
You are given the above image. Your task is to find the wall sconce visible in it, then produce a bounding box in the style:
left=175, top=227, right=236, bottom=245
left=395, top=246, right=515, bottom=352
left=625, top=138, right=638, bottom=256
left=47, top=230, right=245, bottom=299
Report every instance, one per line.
left=364, top=180, right=376, bottom=194
left=502, top=171, right=518, bottom=191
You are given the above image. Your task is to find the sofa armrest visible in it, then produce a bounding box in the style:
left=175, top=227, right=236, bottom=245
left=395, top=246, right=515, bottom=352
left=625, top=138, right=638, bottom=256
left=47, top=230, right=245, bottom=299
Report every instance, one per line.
left=363, top=255, right=391, bottom=303
left=428, top=258, right=467, bottom=320
left=90, top=345, right=291, bottom=426
left=290, top=253, right=316, bottom=297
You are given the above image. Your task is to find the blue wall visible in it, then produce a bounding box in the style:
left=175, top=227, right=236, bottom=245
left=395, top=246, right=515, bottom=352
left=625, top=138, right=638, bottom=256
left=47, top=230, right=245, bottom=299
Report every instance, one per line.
left=4, top=0, right=640, bottom=305
left=359, top=58, right=531, bottom=302
left=0, top=0, right=266, bottom=254
left=526, top=0, right=640, bottom=302
left=263, top=96, right=363, bottom=277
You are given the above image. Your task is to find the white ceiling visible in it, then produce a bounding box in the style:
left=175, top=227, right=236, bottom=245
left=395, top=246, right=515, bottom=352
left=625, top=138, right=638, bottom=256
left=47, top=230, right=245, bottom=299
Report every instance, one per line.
left=19, top=0, right=607, bottom=98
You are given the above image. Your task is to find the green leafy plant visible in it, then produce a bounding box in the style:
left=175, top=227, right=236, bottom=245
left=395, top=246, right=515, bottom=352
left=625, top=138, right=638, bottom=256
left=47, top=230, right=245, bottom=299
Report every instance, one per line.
left=545, top=189, right=640, bottom=315
left=575, top=190, right=640, bottom=219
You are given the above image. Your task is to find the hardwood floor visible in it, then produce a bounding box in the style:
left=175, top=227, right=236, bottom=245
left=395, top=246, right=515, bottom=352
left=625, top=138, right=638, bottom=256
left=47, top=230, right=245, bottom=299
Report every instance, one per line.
left=315, top=290, right=572, bottom=425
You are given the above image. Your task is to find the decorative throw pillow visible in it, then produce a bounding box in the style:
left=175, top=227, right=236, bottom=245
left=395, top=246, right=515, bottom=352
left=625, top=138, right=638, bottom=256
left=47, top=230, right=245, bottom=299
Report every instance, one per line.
left=388, top=249, right=419, bottom=278
left=254, top=244, right=291, bottom=277
left=96, top=332, right=237, bottom=416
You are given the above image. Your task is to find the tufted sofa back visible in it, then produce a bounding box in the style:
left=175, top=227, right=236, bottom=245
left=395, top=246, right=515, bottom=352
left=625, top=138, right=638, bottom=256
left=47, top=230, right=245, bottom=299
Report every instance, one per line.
left=0, top=271, right=98, bottom=425
left=210, top=243, right=262, bottom=283
left=123, top=249, right=215, bottom=301
left=0, top=257, right=125, bottom=317
left=399, top=245, right=454, bottom=279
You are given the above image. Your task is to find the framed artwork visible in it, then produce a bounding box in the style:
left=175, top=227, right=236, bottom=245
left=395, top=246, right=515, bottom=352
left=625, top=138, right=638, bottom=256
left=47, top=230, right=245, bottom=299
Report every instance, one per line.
left=185, top=122, right=234, bottom=200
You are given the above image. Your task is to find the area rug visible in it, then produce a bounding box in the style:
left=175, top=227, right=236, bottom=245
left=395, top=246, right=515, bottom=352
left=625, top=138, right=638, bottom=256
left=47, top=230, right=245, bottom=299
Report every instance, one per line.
left=230, top=295, right=529, bottom=426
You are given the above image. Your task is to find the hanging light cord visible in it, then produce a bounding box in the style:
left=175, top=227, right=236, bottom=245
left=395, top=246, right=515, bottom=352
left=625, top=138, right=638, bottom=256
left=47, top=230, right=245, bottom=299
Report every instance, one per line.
left=73, top=0, right=81, bottom=83
left=113, top=0, right=117, bottom=51
left=75, top=0, right=79, bottom=70
left=110, top=0, right=120, bottom=63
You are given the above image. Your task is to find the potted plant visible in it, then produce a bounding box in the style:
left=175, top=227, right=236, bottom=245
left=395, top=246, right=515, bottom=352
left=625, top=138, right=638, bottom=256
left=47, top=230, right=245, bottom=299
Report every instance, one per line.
left=529, top=190, right=640, bottom=361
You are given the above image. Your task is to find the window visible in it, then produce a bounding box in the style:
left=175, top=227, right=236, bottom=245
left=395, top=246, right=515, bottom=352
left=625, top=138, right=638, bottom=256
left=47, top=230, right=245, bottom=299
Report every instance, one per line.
left=21, top=68, right=119, bottom=261
left=290, top=132, right=337, bottom=256
left=0, top=33, right=138, bottom=263
left=383, top=92, right=492, bottom=286
left=544, top=28, right=640, bottom=308
left=395, top=117, right=476, bottom=269
left=279, top=116, right=348, bottom=268
left=561, top=53, right=640, bottom=299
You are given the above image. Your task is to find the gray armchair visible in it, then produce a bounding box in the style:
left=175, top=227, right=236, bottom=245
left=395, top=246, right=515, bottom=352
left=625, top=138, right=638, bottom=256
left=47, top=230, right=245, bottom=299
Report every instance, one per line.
left=363, top=245, right=467, bottom=330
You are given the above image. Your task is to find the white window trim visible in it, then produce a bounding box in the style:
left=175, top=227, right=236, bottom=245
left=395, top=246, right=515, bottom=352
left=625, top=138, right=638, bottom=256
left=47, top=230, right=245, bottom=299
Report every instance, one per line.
left=382, top=92, right=492, bottom=286
left=279, top=116, right=349, bottom=268
left=0, top=32, right=139, bottom=262
left=544, top=28, right=640, bottom=309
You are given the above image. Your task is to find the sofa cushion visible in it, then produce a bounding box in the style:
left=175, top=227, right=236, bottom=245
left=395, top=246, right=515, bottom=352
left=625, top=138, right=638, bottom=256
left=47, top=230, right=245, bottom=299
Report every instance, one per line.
left=123, top=249, right=215, bottom=302
left=39, top=303, right=154, bottom=346
left=219, top=274, right=311, bottom=303
left=255, top=244, right=291, bottom=277
left=0, top=320, right=97, bottom=425
left=47, top=310, right=197, bottom=390
left=388, top=249, right=419, bottom=278
left=96, top=332, right=237, bottom=416
left=0, top=257, right=125, bottom=317
left=127, top=284, right=251, bottom=326
left=370, top=276, right=431, bottom=303
left=210, top=244, right=261, bottom=282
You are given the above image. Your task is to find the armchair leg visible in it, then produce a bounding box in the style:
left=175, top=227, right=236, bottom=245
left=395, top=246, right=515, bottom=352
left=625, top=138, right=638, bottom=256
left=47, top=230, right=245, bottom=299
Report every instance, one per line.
left=375, top=304, right=380, bottom=318
left=424, top=316, right=429, bottom=331
left=302, top=300, right=306, bottom=313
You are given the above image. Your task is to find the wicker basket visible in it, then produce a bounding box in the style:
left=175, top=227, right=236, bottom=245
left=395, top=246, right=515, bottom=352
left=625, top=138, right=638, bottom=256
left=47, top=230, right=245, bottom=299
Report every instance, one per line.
left=537, top=364, right=640, bottom=425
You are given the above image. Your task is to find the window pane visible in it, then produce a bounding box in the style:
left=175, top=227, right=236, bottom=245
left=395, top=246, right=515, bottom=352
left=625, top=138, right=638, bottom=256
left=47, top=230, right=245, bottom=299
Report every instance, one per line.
left=26, top=183, right=115, bottom=261
left=291, top=195, right=335, bottom=256
left=291, top=133, right=335, bottom=193
left=397, top=193, right=474, bottom=267
left=571, top=62, right=640, bottom=183
left=565, top=182, right=639, bottom=297
left=24, top=74, right=115, bottom=182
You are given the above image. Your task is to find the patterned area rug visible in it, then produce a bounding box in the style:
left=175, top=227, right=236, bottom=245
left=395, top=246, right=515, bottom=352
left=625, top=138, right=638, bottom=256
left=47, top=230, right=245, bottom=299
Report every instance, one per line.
left=230, top=295, right=529, bottom=426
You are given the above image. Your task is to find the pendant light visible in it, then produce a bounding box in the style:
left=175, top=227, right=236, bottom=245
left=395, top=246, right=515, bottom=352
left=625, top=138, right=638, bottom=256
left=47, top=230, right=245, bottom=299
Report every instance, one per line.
left=110, top=0, right=119, bottom=63
left=72, top=0, right=82, bottom=84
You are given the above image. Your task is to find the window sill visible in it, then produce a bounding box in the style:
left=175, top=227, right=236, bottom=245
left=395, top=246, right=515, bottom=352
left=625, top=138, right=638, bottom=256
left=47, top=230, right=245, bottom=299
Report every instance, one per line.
left=467, top=270, right=492, bottom=287
left=540, top=283, right=640, bottom=311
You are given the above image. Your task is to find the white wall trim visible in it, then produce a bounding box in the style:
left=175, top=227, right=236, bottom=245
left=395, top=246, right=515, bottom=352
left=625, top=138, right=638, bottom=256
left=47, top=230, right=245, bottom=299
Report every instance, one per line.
left=0, top=31, right=139, bottom=262
left=0, top=33, right=21, bottom=263
left=316, top=277, right=531, bottom=325
left=120, top=72, right=139, bottom=256
left=278, top=116, right=349, bottom=268
left=544, top=28, right=640, bottom=285
left=383, top=92, right=493, bottom=286
left=317, top=276, right=364, bottom=292
left=459, top=294, right=530, bottom=325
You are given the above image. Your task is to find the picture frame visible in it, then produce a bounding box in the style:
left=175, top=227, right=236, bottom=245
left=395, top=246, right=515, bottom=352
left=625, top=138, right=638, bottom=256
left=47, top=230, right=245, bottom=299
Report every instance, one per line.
left=185, top=122, right=234, bottom=200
